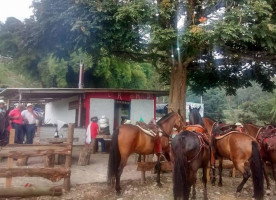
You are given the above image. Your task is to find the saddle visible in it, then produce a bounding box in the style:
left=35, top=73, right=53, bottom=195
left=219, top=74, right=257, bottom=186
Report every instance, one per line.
left=258, top=126, right=276, bottom=154
left=184, top=125, right=210, bottom=145
left=136, top=121, right=163, bottom=154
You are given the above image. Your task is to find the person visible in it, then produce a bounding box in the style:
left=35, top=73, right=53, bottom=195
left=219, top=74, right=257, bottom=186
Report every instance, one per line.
left=9, top=103, right=24, bottom=144
left=88, top=116, right=105, bottom=153
left=96, top=116, right=106, bottom=152
left=235, top=122, right=243, bottom=133
left=21, top=103, right=38, bottom=144
left=0, top=100, right=6, bottom=113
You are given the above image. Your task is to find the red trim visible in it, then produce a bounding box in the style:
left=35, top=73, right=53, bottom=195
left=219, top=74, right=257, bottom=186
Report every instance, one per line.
left=85, top=95, right=90, bottom=128
left=154, top=96, right=156, bottom=120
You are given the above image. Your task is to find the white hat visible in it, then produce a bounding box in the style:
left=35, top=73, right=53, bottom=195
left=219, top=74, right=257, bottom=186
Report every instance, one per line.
left=0, top=100, right=5, bottom=104
left=235, top=122, right=243, bottom=127
left=27, top=103, right=33, bottom=107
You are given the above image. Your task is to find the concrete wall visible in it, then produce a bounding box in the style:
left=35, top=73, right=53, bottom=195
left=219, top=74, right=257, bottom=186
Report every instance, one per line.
left=90, top=98, right=115, bottom=133
left=130, top=99, right=154, bottom=124
left=44, top=96, right=78, bottom=124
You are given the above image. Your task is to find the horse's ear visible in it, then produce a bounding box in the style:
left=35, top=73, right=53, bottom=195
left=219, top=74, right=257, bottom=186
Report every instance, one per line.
left=178, top=109, right=181, bottom=115
left=189, top=105, right=192, bottom=111
left=197, top=106, right=201, bottom=111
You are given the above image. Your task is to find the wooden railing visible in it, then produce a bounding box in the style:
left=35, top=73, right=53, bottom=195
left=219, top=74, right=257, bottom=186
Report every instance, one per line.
left=0, top=124, right=74, bottom=198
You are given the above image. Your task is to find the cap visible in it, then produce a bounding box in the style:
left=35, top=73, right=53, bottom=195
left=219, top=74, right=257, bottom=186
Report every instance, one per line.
left=0, top=99, right=5, bottom=104
left=27, top=103, right=33, bottom=107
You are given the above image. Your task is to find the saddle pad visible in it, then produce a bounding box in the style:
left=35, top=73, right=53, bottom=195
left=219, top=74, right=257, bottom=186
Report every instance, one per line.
left=185, top=125, right=205, bottom=134
left=136, top=125, right=156, bottom=137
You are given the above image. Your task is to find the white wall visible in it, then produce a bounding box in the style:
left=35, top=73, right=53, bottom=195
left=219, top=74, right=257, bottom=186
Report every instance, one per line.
left=90, top=98, right=115, bottom=133
left=45, top=96, right=77, bottom=125
left=130, top=99, right=154, bottom=124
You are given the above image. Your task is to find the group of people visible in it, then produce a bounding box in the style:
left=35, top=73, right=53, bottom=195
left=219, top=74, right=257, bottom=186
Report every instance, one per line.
left=0, top=100, right=38, bottom=144
left=86, top=116, right=111, bottom=153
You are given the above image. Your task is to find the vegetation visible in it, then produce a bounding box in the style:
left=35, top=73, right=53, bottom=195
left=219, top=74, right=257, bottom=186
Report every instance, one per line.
left=0, top=0, right=276, bottom=122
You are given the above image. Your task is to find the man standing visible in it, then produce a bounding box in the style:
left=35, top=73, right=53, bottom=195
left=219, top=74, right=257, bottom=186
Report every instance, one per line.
left=9, top=103, right=24, bottom=144
left=0, top=100, right=6, bottom=113
left=21, top=103, right=38, bottom=144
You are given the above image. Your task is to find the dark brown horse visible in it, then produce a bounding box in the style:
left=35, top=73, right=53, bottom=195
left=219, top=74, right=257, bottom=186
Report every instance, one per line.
left=107, top=112, right=184, bottom=195
left=204, top=118, right=264, bottom=200
left=0, top=110, right=10, bottom=146
left=171, top=107, right=209, bottom=200
left=244, top=123, right=276, bottom=193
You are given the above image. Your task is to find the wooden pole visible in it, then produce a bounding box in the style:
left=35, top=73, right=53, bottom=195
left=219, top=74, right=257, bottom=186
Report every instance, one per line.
left=0, top=186, right=62, bottom=197
left=63, top=123, right=74, bottom=191
left=6, top=129, right=15, bottom=187
left=140, top=155, right=146, bottom=184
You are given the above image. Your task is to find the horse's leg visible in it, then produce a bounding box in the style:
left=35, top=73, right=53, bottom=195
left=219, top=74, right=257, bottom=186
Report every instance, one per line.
left=211, top=164, right=216, bottom=186
left=156, top=153, right=162, bottom=187
left=263, top=162, right=271, bottom=190
left=115, top=156, right=128, bottom=195
left=218, top=158, right=223, bottom=187
left=202, top=165, right=208, bottom=200
left=272, top=163, right=276, bottom=195
left=235, top=163, right=251, bottom=193
left=137, top=154, right=141, bottom=162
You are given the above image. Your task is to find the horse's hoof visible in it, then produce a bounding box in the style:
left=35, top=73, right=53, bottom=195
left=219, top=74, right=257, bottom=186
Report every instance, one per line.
left=116, top=190, right=121, bottom=196
left=235, top=192, right=241, bottom=198
left=218, top=182, right=222, bottom=187
left=157, top=183, right=162, bottom=188
left=265, top=189, right=271, bottom=196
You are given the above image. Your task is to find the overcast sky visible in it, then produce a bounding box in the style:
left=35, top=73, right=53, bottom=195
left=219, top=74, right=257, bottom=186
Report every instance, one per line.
left=0, top=0, right=33, bottom=23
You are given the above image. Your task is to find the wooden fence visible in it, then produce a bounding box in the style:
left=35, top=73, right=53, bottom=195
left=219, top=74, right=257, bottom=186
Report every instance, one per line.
left=0, top=124, right=74, bottom=198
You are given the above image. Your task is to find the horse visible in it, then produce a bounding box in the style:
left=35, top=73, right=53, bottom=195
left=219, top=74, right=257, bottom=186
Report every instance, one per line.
left=0, top=110, right=10, bottom=146
left=204, top=118, right=264, bottom=200
left=107, top=111, right=184, bottom=195
left=171, top=106, right=210, bottom=200
left=244, top=123, right=276, bottom=192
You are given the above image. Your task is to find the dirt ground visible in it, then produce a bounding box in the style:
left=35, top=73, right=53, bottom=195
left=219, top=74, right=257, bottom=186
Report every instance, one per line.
left=1, top=146, right=275, bottom=200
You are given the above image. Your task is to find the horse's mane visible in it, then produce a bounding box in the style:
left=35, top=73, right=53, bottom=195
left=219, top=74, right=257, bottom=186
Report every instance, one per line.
left=189, top=108, right=204, bottom=127
left=157, top=112, right=175, bottom=126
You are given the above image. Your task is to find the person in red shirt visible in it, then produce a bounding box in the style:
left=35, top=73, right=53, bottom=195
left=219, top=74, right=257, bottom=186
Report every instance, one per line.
left=9, top=103, right=24, bottom=144
left=90, top=116, right=105, bottom=153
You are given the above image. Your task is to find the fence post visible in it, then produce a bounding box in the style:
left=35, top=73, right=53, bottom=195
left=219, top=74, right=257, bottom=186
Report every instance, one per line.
left=63, top=124, right=74, bottom=191
left=6, top=129, right=15, bottom=187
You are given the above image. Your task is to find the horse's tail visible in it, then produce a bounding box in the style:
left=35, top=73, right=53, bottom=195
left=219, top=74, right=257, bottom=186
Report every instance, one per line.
left=172, top=137, right=191, bottom=200
left=250, top=141, right=264, bottom=200
left=107, top=129, right=121, bottom=185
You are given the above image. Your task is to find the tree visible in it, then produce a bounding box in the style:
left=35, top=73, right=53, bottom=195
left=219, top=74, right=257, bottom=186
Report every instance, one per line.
left=26, top=0, right=276, bottom=117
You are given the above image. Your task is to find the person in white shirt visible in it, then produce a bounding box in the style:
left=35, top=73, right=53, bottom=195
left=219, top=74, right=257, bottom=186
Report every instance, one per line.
left=21, top=103, right=38, bottom=144
left=0, top=100, right=6, bottom=113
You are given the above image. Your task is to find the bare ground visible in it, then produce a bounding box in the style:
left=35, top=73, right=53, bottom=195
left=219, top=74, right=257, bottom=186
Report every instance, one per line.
left=1, top=146, right=275, bottom=200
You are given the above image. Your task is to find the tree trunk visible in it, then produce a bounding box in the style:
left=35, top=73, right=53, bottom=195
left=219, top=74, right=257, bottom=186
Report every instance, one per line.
left=168, top=60, right=192, bottom=119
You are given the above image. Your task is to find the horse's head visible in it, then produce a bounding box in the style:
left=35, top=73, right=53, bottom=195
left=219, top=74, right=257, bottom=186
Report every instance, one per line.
left=189, top=106, right=204, bottom=126
left=157, top=111, right=184, bottom=135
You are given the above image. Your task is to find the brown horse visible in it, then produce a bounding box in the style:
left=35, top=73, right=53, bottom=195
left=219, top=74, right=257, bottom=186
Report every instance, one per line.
left=107, top=112, right=184, bottom=195
left=244, top=123, right=276, bottom=192
left=204, top=118, right=264, bottom=200
left=171, top=107, right=209, bottom=200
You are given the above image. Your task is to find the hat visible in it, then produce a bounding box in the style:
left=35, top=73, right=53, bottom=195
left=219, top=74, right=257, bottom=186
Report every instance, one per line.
left=91, top=116, right=98, bottom=122
left=27, top=103, right=33, bottom=107
left=235, top=122, right=243, bottom=127
left=0, top=100, right=5, bottom=104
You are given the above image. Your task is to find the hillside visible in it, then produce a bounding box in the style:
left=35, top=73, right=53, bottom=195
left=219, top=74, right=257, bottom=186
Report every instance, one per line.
left=0, top=62, right=41, bottom=88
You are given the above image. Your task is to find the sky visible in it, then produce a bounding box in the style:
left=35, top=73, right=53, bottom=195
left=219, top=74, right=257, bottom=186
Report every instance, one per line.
left=0, top=0, right=33, bottom=23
